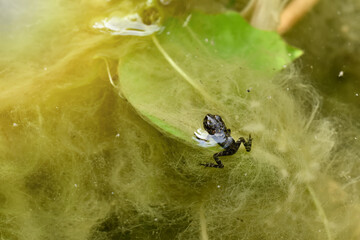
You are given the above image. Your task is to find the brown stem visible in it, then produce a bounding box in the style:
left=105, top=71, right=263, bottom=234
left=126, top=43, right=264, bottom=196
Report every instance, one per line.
left=277, top=0, right=321, bottom=34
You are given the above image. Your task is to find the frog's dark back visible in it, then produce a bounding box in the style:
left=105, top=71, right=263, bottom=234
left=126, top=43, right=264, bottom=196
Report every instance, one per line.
left=203, top=114, right=227, bottom=135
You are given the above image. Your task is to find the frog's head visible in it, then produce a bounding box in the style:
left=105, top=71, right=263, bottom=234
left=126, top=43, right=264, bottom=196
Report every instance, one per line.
left=203, top=114, right=226, bottom=135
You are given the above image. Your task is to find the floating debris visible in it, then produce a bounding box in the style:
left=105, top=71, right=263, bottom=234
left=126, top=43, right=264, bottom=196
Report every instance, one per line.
left=93, top=13, right=161, bottom=36
left=182, top=14, right=192, bottom=27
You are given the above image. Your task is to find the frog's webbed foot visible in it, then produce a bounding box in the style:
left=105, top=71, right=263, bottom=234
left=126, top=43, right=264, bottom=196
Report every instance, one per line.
left=237, top=134, right=252, bottom=152
left=200, top=150, right=234, bottom=169
left=244, top=134, right=252, bottom=152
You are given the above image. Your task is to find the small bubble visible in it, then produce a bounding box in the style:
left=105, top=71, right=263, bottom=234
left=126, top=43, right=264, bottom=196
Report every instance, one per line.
left=355, top=137, right=358, bottom=140
left=115, top=133, right=120, bottom=138
left=338, top=71, right=344, bottom=77
left=74, top=184, right=78, bottom=188
left=217, top=185, right=221, bottom=188
left=166, top=31, right=170, bottom=35
left=318, top=229, right=322, bottom=232
left=288, top=53, right=292, bottom=56
left=154, top=218, right=158, bottom=221
left=204, top=38, right=208, bottom=43
left=111, top=192, right=114, bottom=195
left=12, top=123, right=18, bottom=127
left=355, top=93, right=359, bottom=97
left=286, top=87, right=290, bottom=91
left=310, top=65, right=313, bottom=69
left=244, top=173, right=247, bottom=176
left=44, top=67, right=48, bottom=71
left=283, top=65, right=287, bottom=68
left=267, top=96, right=272, bottom=100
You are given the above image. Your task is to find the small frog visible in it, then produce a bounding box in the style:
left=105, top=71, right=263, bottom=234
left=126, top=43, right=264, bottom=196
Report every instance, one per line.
left=194, top=114, right=252, bottom=168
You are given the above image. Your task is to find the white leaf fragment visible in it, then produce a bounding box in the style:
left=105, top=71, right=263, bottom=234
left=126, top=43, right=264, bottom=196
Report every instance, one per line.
left=93, top=13, right=161, bottom=36
left=192, top=128, right=218, bottom=147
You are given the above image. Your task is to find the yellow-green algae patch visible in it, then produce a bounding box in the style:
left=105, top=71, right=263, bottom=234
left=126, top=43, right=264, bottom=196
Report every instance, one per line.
left=0, top=1, right=360, bottom=240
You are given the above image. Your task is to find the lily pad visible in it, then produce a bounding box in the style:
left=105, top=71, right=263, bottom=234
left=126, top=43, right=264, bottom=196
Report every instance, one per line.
left=119, top=12, right=302, bottom=145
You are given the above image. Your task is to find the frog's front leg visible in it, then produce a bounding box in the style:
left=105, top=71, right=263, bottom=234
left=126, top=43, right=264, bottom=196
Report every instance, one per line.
left=200, top=149, right=237, bottom=168
left=237, top=134, right=252, bottom=152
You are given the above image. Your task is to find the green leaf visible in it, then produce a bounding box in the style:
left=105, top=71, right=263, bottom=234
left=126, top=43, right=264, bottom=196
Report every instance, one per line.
left=119, top=12, right=302, bottom=145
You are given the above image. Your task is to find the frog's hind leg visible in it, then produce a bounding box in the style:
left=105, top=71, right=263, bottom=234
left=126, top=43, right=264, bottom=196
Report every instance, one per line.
left=200, top=150, right=235, bottom=168
left=237, top=134, right=253, bottom=152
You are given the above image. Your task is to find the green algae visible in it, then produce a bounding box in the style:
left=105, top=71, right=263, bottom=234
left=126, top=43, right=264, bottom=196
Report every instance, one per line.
left=119, top=12, right=302, bottom=144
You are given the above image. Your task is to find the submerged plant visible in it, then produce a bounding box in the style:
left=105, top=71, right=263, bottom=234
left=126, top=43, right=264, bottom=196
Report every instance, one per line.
left=118, top=12, right=301, bottom=143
